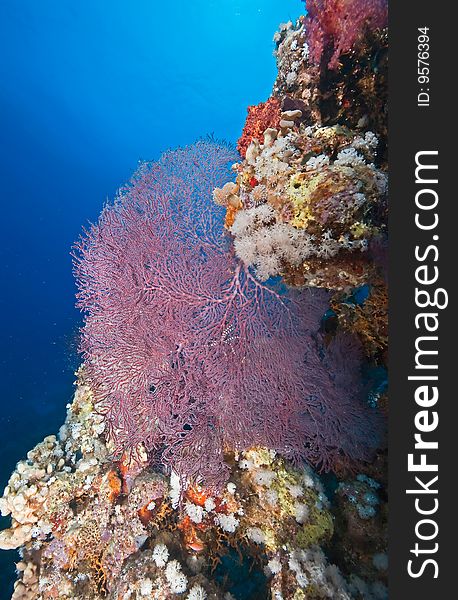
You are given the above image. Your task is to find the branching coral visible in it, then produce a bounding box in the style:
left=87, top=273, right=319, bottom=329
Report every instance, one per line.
left=73, top=139, right=382, bottom=490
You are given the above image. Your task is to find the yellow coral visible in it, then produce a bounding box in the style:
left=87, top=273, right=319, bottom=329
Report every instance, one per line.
left=240, top=449, right=334, bottom=554
left=313, top=124, right=353, bottom=144
left=288, top=168, right=359, bottom=230
left=243, top=447, right=276, bottom=468
left=295, top=505, right=334, bottom=549
left=350, top=221, right=371, bottom=238
left=288, top=171, right=325, bottom=229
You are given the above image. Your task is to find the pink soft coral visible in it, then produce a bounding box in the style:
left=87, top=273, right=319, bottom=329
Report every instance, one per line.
left=305, top=0, right=388, bottom=69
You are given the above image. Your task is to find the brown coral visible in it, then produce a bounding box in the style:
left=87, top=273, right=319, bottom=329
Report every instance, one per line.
left=331, top=280, right=388, bottom=359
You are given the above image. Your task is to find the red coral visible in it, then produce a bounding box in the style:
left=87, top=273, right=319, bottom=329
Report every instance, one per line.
left=237, top=97, right=281, bottom=158
left=305, top=0, right=388, bottom=69
left=178, top=516, right=206, bottom=552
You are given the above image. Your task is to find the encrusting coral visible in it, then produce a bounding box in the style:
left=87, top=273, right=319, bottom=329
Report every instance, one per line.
left=236, top=98, right=282, bottom=159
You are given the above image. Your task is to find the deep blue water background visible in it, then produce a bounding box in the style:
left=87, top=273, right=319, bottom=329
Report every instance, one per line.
left=0, top=0, right=303, bottom=594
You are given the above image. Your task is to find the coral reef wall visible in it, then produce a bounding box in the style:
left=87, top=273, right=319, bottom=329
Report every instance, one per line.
left=215, top=0, right=388, bottom=368
left=0, top=1, right=388, bottom=598
left=2, top=385, right=385, bottom=599
left=218, top=0, right=388, bottom=296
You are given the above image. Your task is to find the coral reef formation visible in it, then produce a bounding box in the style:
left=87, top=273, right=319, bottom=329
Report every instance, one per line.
left=1, top=0, right=389, bottom=597
left=330, top=282, right=388, bottom=361
left=0, top=384, right=387, bottom=599
left=215, top=0, right=388, bottom=295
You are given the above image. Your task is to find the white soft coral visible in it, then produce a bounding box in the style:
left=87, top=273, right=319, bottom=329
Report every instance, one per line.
left=152, top=543, right=169, bottom=568
left=187, top=584, right=207, bottom=600
left=165, top=560, right=188, bottom=593
left=231, top=214, right=317, bottom=281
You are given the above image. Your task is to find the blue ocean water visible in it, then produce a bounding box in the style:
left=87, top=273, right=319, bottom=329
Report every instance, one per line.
left=0, top=0, right=303, bottom=593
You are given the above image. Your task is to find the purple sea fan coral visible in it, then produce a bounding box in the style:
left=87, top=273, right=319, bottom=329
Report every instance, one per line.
left=304, top=0, right=388, bottom=69
left=73, top=139, right=382, bottom=489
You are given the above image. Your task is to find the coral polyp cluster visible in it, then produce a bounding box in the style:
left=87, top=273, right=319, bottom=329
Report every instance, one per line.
left=213, top=0, right=388, bottom=373
left=220, top=124, right=386, bottom=289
